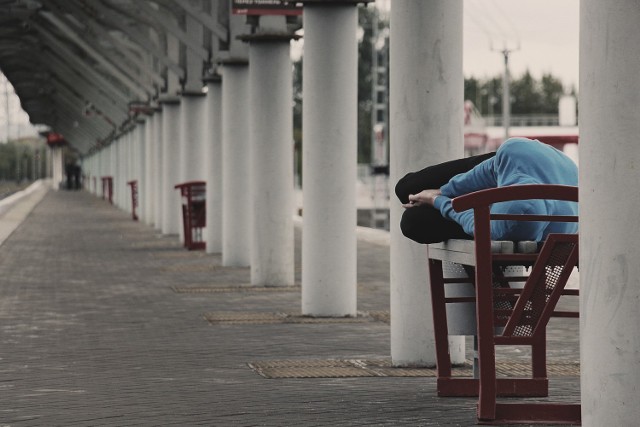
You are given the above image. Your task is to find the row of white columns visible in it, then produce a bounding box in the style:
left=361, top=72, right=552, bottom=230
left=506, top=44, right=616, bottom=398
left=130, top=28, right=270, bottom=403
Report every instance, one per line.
left=81, top=37, right=295, bottom=290
left=78, top=2, right=640, bottom=424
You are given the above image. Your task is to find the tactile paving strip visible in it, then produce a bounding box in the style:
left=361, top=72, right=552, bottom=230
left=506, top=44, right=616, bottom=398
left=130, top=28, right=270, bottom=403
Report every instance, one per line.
left=203, top=311, right=383, bottom=325
left=368, top=311, right=390, bottom=323
left=172, top=285, right=301, bottom=294
left=130, top=240, right=183, bottom=249
left=248, top=358, right=580, bottom=379
left=162, top=264, right=221, bottom=273
left=153, top=251, right=208, bottom=259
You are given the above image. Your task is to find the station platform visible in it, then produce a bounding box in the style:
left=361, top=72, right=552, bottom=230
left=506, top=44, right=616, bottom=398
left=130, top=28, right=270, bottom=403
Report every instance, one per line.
left=0, top=184, right=580, bottom=426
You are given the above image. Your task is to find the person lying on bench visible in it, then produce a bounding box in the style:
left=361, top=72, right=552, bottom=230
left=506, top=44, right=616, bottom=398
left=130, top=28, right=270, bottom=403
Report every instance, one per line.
left=396, top=138, right=578, bottom=244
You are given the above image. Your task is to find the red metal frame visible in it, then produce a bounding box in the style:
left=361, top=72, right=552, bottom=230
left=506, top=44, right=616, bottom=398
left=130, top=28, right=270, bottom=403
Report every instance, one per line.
left=127, top=180, right=138, bottom=221
left=101, top=176, right=113, bottom=204
left=428, top=184, right=580, bottom=425
left=174, top=181, right=206, bottom=251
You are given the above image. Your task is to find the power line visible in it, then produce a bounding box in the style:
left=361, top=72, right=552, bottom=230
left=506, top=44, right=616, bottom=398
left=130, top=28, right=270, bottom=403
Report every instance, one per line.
left=488, top=0, right=521, bottom=46
left=465, top=0, right=504, bottom=45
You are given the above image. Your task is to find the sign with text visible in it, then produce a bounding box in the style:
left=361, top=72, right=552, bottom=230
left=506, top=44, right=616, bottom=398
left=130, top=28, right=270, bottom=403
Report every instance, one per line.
left=232, top=0, right=302, bottom=16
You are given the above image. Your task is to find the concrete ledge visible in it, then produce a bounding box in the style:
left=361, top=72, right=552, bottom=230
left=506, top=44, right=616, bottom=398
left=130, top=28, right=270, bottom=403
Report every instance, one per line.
left=293, top=214, right=390, bottom=246
left=0, top=179, right=50, bottom=246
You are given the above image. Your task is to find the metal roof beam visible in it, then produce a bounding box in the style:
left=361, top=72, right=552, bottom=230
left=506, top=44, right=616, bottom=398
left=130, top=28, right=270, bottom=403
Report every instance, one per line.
left=136, top=0, right=209, bottom=62
left=29, top=21, right=132, bottom=106
left=47, top=69, right=127, bottom=126
left=88, top=0, right=185, bottom=81
left=168, top=0, right=227, bottom=42
left=56, top=0, right=165, bottom=88
left=38, top=10, right=149, bottom=100
left=42, top=50, right=129, bottom=118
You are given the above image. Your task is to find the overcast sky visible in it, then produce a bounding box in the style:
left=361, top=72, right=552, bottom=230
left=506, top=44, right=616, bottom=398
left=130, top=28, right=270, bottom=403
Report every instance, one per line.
left=463, top=0, right=579, bottom=90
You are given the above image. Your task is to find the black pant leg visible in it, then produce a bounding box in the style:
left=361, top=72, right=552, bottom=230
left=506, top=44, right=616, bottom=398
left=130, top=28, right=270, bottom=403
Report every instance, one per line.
left=395, top=151, right=496, bottom=203
left=395, top=151, right=496, bottom=244
left=400, top=205, right=472, bottom=244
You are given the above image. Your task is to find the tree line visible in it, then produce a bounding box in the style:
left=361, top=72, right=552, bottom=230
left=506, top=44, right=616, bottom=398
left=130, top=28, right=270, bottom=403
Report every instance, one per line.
left=0, top=140, right=47, bottom=182
left=465, top=72, right=574, bottom=117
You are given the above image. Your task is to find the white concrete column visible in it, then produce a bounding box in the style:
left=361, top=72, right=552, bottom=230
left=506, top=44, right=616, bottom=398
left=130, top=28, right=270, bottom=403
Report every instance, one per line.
left=247, top=38, right=294, bottom=287
left=143, top=114, right=155, bottom=225
left=51, top=146, right=64, bottom=190
left=123, top=132, right=132, bottom=211
left=135, top=121, right=146, bottom=220
left=109, top=142, right=116, bottom=201
left=302, top=3, right=358, bottom=316
left=84, top=156, right=92, bottom=192
left=161, top=100, right=181, bottom=235
left=221, top=63, right=251, bottom=266
left=580, top=2, right=640, bottom=425
left=90, top=157, right=95, bottom=192
left=205, top=79, right=223, bottom=254
left=389, top=0, right=464, bottom=366
left=127, top=129, right=136, bottom=213
left=122, top=132, right=131, bottom=210
left=178, top=93, right=207, bottom=241
left=153, top=110, right=164, bottom=231
left=114, top=137, right=123, bottom=208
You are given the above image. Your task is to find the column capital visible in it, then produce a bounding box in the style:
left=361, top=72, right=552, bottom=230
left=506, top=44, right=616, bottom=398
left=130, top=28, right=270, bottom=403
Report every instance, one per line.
left=237, top=33, right=301, bottom=43
left=203, top=73, right=222, bottom=84
left=157, top=94, right=181, bottom=105
left=179, top=90, right=207, bottom=97
left=218, top=58, right=249, bottom=67
left=298, top=0, right=372, bottom=5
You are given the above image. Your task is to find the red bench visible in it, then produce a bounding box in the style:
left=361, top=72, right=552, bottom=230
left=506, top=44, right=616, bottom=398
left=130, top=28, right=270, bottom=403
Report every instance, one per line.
left=427, top=184, right=580, bottom=425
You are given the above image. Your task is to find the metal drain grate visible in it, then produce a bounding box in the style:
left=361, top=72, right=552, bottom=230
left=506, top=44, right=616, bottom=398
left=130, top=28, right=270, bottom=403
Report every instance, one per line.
left=153, top=251, right=208, bottom=259
left=130, top=240, right=182, bottom=249
left=172, top=285, right=301, bottom=294
left=249, top=359, right=449, bottom=378
left=248, top=358, right=580, bottom=379
left=203, top=311, right=384, bottom=325
left=162, top=264, right=221, bottom=273
left=204, top=312, right=288, bottom=324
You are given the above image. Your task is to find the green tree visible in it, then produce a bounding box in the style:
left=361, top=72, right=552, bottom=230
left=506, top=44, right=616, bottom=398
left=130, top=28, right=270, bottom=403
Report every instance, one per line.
left=465, top=72, right=570, bottom=116
left=357, top=4, right=376, bottom=164
left=540, top=73, right=565, bottom=114
left=510, top=70, right=542, bottom=115
left=465, top=77, right=482, bottom=112
left=0, top=143, right=17, bottom=180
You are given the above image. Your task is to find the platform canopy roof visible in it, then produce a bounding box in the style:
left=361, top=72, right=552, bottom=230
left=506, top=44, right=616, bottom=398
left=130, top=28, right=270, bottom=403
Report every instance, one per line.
left=0, top=0, right=240, bottom=155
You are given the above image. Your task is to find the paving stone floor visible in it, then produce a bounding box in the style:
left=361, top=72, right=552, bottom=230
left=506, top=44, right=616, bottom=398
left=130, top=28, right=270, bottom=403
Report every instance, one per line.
left=0, top=189, right=580, bottom=426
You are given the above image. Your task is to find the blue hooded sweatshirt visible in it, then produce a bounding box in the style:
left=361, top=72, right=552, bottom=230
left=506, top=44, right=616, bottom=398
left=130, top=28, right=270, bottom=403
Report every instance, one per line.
left=433, top=138, right=578, bottom=241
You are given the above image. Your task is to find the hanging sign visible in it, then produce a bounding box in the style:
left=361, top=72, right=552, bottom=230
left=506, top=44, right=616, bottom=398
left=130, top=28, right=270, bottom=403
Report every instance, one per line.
left=232, top=0, right=302, bottom=16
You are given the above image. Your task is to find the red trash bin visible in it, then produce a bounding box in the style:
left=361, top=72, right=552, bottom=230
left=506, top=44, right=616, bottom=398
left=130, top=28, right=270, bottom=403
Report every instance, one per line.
left=174, top=181, right=206, bottom=250
left=101, top=176, right=113, bottom=204
left=127, top=180, right=139, bottom=221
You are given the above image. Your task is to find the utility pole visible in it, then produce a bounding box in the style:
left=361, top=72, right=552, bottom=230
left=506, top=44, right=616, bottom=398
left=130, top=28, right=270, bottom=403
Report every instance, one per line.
left=501, top=48, right=511, bottom=140
left=493, top=44, right=518, bottom=140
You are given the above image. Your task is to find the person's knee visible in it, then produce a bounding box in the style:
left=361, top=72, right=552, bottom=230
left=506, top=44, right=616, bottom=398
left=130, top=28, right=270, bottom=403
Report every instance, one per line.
left=400, top=207, right=439, bottom=244
left=400, top=209, right=422, bottom=243
left=395, top=173, right=414, bottom=203
left=401, top=206, right=470, bottom=244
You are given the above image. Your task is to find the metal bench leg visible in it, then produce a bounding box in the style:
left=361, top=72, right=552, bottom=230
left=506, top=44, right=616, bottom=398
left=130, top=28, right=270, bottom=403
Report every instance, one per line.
left=428, top=259, right=453, bottom=379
